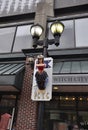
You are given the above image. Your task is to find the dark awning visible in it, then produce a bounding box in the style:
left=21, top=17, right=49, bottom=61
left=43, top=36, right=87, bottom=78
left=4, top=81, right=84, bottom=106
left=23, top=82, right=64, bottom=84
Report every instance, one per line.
left=0, top=62, right=25, bottom=93
left=53, top=59, right=88, bottom=74
left=53, top=59, right=88, bottom=93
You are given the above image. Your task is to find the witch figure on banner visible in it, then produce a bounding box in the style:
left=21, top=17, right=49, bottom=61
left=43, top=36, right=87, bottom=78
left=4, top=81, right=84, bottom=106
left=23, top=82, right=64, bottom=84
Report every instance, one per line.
left=35, top=55, right=48, bottom=99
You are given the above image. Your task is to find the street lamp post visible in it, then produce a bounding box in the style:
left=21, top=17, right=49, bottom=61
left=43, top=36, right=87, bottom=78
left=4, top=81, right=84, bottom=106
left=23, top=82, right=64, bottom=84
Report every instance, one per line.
left=30, top=20, right=64, bottom=130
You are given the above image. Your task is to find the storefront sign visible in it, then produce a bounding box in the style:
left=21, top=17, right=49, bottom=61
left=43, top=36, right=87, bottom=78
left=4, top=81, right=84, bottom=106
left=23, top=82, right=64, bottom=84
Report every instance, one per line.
left=31, top=57, right=53, bottom=101
left=53, top=74, right=88, bottom=85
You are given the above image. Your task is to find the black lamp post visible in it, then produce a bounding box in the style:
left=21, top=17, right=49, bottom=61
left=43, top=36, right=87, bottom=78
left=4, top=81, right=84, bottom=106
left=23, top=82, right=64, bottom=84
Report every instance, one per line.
left=30, top=20, right=64, bottom=130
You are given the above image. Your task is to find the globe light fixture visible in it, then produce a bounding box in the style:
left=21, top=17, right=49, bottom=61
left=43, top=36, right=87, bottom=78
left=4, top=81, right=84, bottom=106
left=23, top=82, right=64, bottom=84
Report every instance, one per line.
left=30, top=21, right=64, bottom=48
left=30, top=24, right=44, bottom=48
left=50, top=21, right=64, bottom=46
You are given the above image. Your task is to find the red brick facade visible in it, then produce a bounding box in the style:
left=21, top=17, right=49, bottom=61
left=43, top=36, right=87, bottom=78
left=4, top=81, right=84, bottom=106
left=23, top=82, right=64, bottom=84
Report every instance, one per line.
left=16, top=59, right=38, bottom=130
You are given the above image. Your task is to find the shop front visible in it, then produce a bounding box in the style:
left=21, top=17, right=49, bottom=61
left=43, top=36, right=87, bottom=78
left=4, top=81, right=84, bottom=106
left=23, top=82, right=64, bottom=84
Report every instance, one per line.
left=44, top=94, right=88, bottom=130
left=0, top=55, right=25, bottom=129
left=43, top=59, right=88, bottom=130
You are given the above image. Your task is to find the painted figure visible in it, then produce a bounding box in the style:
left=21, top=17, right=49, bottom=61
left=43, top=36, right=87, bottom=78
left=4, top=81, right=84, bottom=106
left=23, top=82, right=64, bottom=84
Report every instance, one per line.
left=35, top=55, right=48, bottom=90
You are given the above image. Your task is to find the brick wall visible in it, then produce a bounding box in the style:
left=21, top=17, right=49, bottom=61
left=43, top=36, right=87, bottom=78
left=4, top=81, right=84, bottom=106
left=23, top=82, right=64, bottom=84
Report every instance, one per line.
left=16, top=58, right=38, bottom=130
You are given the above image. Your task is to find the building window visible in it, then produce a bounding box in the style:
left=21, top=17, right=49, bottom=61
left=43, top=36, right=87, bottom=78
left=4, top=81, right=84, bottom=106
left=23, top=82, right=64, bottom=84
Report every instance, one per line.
left=0, top=27, right=16, bottom=53
left=75, top=18, right=88, bottom=47
left=13, top=24, right=33, bottom=52
left=48, top=20, right=75, bottom=50
left=0, top=18, right=88, bottom=53
left=48, top=18, right=88, bottom=50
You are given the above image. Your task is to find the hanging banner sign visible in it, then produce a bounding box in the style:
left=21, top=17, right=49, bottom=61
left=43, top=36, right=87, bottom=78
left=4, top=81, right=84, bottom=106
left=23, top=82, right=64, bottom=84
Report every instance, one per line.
left=31, top=56, right=53, bottom=101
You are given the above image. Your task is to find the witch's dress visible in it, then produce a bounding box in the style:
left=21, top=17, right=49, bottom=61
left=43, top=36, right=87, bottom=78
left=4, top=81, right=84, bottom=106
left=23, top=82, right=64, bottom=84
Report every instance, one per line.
left=35, top=64, right=48, bottom=90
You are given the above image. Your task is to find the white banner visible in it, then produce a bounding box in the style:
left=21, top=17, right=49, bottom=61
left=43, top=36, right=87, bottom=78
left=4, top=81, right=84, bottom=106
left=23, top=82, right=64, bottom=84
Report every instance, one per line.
left=31, top=57, right=53, bottom=101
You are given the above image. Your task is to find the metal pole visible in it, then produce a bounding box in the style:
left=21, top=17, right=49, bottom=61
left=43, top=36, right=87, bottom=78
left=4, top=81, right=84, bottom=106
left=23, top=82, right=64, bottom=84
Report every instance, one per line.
left=37, top=38, right=48, bottom=130
left=38, top=101, right=45, bottom=130
left=43, top=38, right=48, bottom=58
left=9, top=108, right=15, bottom=130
